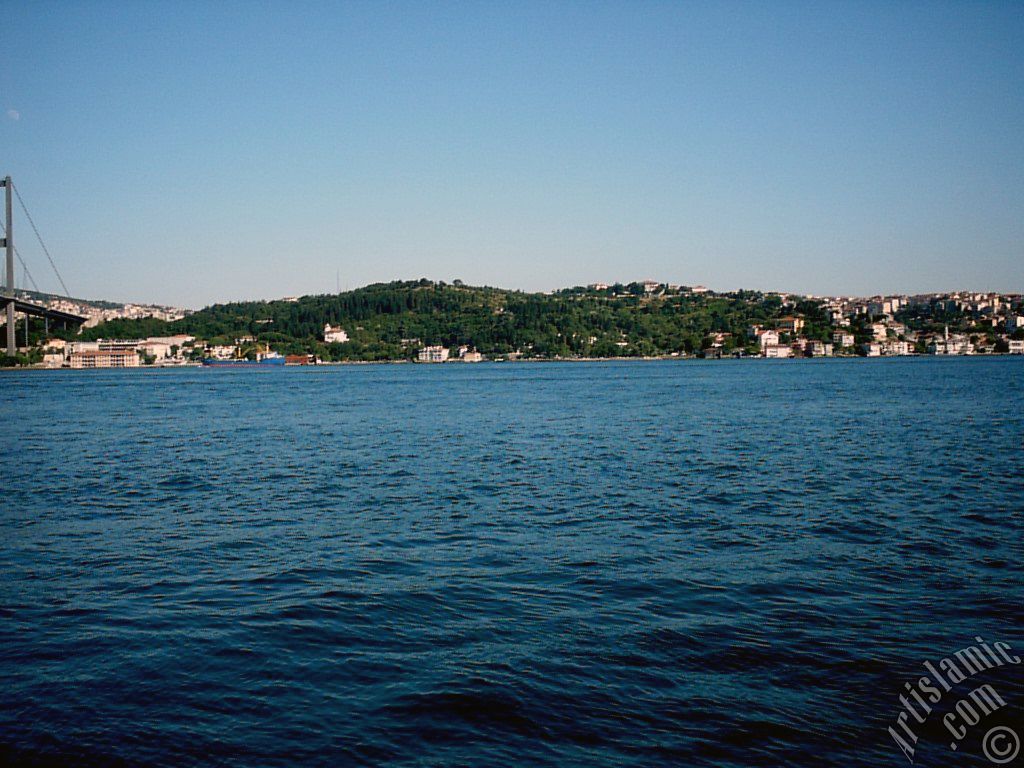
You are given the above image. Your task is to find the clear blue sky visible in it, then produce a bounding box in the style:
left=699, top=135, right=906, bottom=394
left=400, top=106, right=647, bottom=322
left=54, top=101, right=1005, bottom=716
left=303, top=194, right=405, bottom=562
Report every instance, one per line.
left=2, top=1, right=1022, bottom=307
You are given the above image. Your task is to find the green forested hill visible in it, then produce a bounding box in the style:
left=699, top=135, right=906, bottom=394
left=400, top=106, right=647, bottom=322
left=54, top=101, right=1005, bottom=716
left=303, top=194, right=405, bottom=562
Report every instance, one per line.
left=74, top=280, right=829, bottom=360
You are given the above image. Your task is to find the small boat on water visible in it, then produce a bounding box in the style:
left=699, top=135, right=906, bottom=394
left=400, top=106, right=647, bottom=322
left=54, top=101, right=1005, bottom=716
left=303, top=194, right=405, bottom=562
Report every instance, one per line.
left=202, top=351, right=285, bottom=367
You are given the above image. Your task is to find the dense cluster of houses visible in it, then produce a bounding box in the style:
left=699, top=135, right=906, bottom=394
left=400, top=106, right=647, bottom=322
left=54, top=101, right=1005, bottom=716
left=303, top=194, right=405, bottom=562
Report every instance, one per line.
left=741, top=291, right=1024, bottom=358
left=17, top=291, right=190, bottom=328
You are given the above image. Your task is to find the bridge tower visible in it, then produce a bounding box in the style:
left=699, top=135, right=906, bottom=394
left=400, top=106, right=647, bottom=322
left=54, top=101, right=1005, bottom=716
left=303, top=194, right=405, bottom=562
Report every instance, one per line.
left=1, top=176, right=13, bottom=355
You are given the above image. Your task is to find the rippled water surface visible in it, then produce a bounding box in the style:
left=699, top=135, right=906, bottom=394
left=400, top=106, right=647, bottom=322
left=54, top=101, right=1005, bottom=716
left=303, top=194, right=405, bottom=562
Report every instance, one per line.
left=2, top=358, right=1022, bottom=767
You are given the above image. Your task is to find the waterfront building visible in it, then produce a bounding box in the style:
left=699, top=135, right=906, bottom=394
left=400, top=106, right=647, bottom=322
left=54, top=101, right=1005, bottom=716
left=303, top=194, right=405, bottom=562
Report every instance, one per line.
left=324, top=324, right=349, bottom=344
left=42, top=352, right=64, bottom=368
left=69, top=349, right=140, bottom=368
left=418, top=345, right=450, bottom=363
left=882, top=340, right=912, bottom=356
left=927, top=327, right=974, bottom=355
left=1009, top=340, right=1024, bottom=354
left=861, top=342, right=882, bottom=357
left=763, top=344, right=792, bottom=359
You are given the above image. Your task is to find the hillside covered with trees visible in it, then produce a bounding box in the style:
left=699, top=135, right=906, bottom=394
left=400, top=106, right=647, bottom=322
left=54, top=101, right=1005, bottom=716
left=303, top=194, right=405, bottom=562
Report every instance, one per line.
left=67, top=280, right=820, bottom=361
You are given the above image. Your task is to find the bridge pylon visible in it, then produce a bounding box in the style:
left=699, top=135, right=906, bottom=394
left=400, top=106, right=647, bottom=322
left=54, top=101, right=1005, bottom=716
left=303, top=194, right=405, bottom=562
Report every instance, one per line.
left=2, top=176, right=13, bottom=356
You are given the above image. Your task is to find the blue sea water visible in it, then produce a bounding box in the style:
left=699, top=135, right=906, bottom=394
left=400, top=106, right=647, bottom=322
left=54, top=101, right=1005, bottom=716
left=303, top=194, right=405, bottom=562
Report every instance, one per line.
left=1, top=358, right=1022, bottom=767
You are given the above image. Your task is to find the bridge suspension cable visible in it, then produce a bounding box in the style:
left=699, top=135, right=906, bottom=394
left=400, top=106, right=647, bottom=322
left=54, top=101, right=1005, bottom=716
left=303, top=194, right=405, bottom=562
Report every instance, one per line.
left=11, top=182, right=71, bottom=297
left=0, top=220, right=41, bottom=293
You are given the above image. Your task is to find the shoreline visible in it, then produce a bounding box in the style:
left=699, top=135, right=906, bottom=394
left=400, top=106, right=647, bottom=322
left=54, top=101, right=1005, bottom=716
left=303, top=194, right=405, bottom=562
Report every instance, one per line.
left=4, top=353, right=1024, bottom=372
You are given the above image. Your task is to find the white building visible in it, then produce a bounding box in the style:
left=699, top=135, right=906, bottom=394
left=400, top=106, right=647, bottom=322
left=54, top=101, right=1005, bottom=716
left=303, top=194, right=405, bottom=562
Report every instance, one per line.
left=828, top=309, right=847, bottom=325
left=764, top=344, right=792, bottom=359
left=833, top=331, right=855, bottom=348
left=929, top=338, right=974, bottom=355
left=418, top=345, right=450, bottom=363
left=1008, top=340, right=1024, bottom=354
left=145, top=334, right=194, bottom=349
left=882, top=340, right=912, bottom=356
left=137, top=341, right=173, bottom=360
left=70, top=349, right=140, bottom=368
left=758, top=330, right=779, bottom=350
left=928, top=328, right=974, bottom=355
left=324, top=324, right=349, bottom=344
left=861, top=342, right=882, bottom=357
left=208, top=345, right=237, bottom=360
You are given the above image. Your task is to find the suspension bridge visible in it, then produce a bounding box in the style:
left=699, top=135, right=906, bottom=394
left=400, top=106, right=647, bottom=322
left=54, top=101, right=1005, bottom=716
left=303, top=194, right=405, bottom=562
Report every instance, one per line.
left=1, top=175, right=86, bottom=356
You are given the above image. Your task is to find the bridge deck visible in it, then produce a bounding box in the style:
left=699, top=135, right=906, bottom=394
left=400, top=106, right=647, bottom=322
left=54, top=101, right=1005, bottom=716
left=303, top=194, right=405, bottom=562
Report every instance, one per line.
left=0, top=296, right=86, bottom=324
